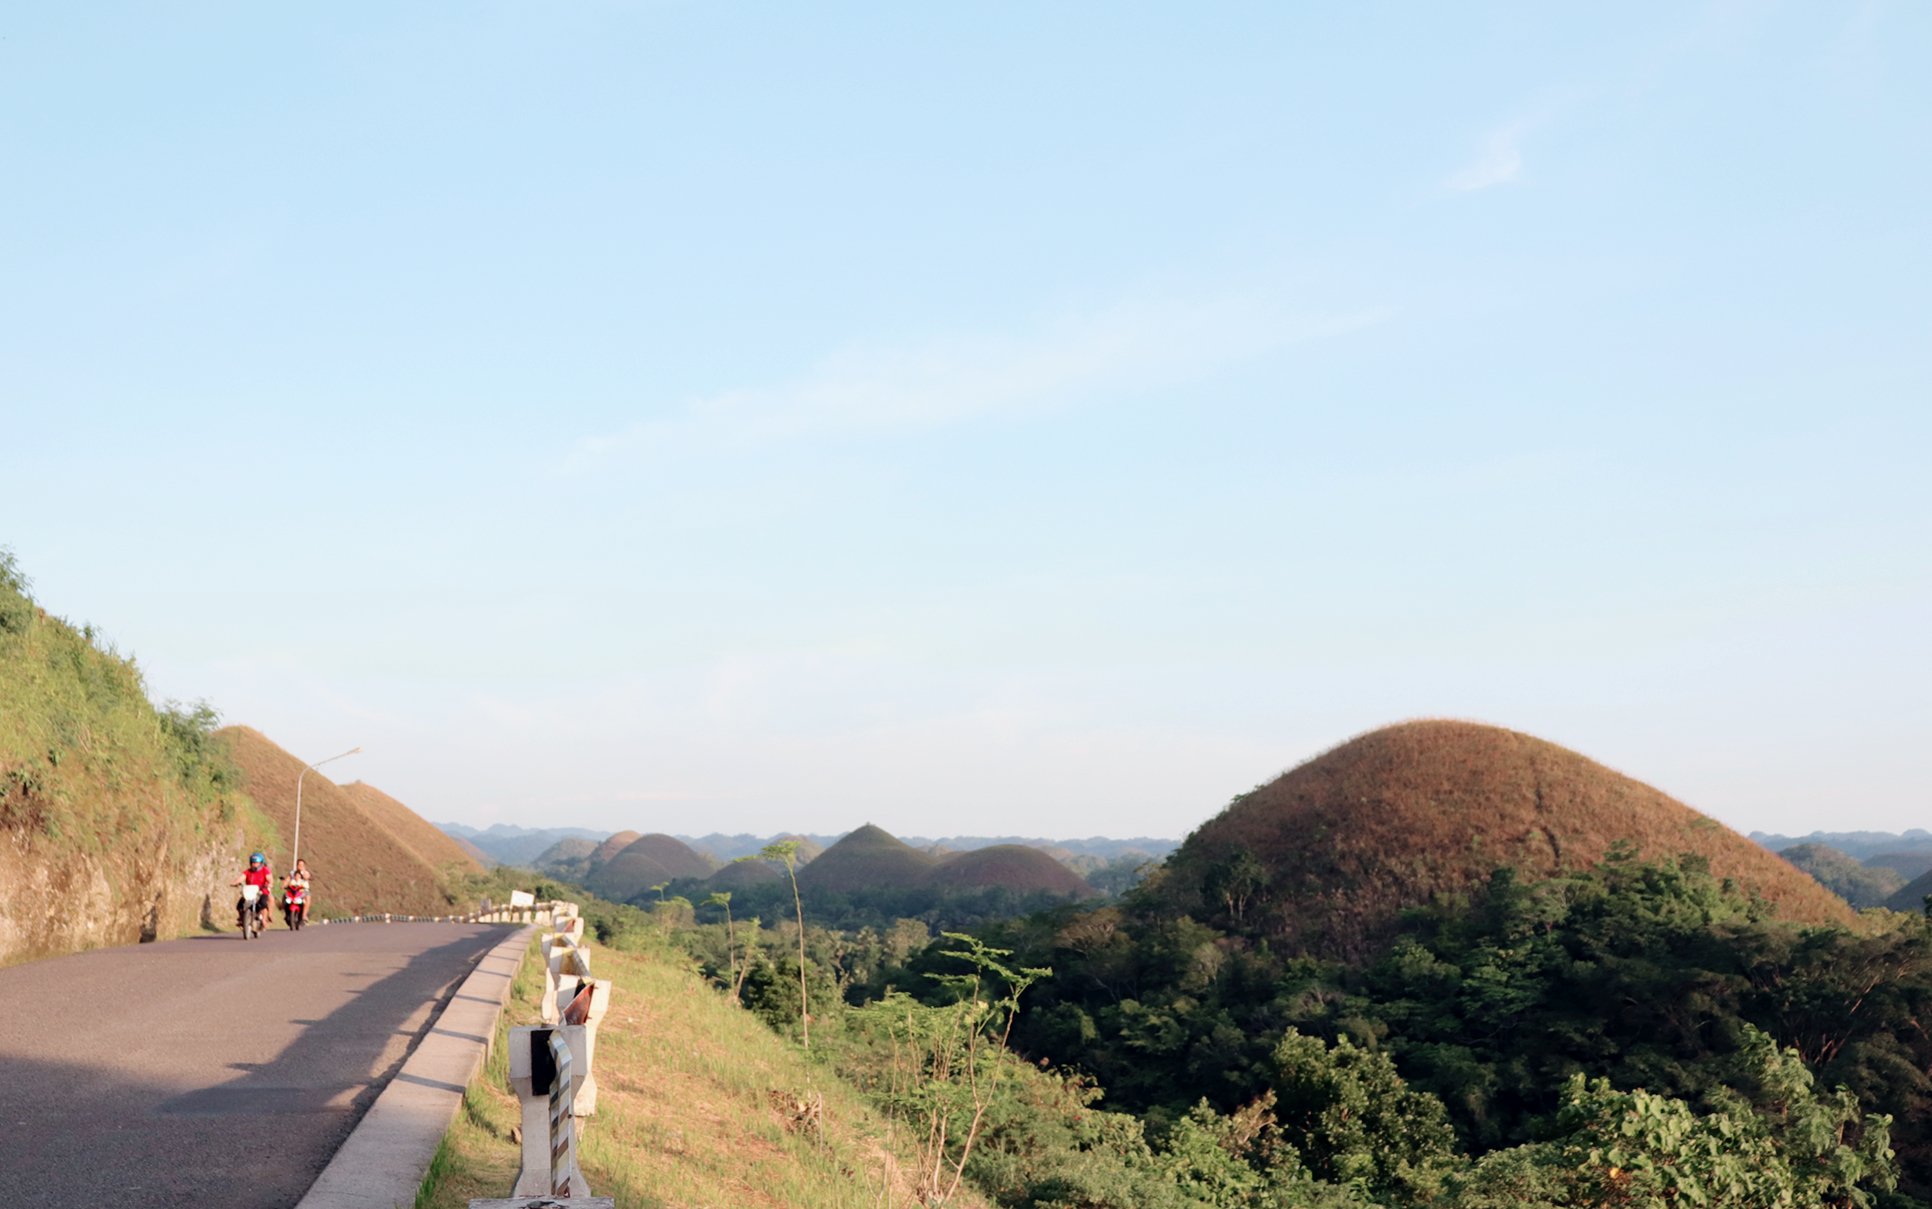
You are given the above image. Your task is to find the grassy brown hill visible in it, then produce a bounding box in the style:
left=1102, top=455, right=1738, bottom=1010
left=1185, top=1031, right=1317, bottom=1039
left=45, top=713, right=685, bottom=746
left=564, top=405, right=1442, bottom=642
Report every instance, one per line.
left=929, top=844, right=1092, bottom=895
left=616, top=833, right=718, bottom=880
left=338, top=781, right=484, bottom=876
left=587, top=830, right=643, bottom=872
left=586, top=851, right=674, bottom=901
left=450, top=834, right=495, bottom=867
left=702, top=859, right=782, bottom=890
left=586, top=834, right=721, bottom=900
left=796, top=824, right=937, bottom=893
left=1154, top=720, right=1858, bottom=962
left=219, top=727, right=457, bottom=917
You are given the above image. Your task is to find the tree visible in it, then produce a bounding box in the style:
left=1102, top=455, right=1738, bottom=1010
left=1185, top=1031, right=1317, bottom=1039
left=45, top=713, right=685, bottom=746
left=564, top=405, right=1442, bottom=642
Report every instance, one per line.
left=703, top=890, right=745, bottom=1004
left=1270, top=1028, right=1461, bottom=1202
left=741, top=841, right=810, bottom=1047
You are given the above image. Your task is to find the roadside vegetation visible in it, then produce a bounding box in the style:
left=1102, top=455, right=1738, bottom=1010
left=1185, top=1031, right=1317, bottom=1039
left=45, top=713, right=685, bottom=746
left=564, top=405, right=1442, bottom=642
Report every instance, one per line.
left=0, top=548, right=270, bottom=962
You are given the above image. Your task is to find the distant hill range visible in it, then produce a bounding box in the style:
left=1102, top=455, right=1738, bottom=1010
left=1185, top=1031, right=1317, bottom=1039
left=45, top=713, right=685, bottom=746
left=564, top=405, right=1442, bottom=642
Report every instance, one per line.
left=432, top=822, right=1175, bottom=892
left=1150, top=719, right=1855, bottom=962
left=1751, top=829, right=1932, bottom=861
left=435, top=822, right=613, bottom=867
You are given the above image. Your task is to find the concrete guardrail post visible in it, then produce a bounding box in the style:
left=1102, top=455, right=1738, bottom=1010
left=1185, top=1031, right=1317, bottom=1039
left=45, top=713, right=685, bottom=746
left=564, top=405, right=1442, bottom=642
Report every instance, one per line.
left=507, top=1024, right=591, bottom=1198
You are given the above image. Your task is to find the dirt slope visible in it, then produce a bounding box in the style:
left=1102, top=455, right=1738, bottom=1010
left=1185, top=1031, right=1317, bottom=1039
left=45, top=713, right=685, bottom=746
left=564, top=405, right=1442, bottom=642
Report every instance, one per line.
left=1156, top=720, right=1858, bottom=962
left=219, top=727, right=454, bottom=917
left=338, top=781, right=484, bottom=875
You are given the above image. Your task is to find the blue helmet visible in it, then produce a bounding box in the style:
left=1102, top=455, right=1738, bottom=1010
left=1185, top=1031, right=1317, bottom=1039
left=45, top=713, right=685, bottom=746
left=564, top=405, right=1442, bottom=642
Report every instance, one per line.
left=250, top=852, right=265, bottom=865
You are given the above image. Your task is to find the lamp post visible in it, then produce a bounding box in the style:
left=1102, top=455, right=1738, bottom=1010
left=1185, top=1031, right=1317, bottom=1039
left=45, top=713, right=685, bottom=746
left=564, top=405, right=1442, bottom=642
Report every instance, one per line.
left=293, top=747, right=362, bottom=870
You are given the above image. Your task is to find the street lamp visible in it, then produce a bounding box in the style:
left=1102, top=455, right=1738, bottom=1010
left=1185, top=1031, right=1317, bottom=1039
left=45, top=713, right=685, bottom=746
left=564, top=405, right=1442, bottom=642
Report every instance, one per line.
left=293, top=747, right=362, bottom=870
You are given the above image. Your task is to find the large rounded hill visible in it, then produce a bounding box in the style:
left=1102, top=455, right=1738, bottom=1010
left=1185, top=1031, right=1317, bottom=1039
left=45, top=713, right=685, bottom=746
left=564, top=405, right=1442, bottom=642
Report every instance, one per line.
left=797, top=824, right=936, bottom=893
left=929, top=845, right=1092, bottom=895
left=1155, top=720, right=1855, bottom=961
left=586, top=833, right=716, bottom=901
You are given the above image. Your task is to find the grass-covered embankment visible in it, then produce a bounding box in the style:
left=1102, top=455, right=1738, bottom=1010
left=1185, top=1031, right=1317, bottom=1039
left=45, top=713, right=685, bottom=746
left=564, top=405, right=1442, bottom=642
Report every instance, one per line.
left=0, top=549, right=270, bottom=963
left=418, top=927, right=974, bottom=1208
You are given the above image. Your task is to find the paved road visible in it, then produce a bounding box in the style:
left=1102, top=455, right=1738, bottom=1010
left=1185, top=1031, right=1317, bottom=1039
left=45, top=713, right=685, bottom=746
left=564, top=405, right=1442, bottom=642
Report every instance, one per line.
left=0, top=921, right=513, bottom=1209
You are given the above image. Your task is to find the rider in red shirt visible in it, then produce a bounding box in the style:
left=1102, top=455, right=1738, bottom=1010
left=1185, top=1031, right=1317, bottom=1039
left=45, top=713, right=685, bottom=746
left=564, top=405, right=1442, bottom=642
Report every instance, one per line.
left=230, top=853, right=273, bottom=927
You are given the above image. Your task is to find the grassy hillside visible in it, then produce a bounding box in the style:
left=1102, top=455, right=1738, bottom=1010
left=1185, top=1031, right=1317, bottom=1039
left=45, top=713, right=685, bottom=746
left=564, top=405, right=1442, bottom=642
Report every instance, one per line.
left=420, top=930, right=982, bottom=1208
left=1777, top=842, right=1905, bottom=908
left=220, top=726, right=462, bottom=916
left=0, top=551, right=266, bottom=963
left=1153, top=719, right=1855, bottom=960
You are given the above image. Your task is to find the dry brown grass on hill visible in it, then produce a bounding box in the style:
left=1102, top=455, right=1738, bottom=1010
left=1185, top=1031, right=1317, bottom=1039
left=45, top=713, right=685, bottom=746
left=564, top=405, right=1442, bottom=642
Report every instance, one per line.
left=337, top=781, right=483, bottom=875
left=586, top=830, right=643, bottom=873
left=586, top=850, right=679, bottom=902
left=928, top=844, right=1093, bottom=895
left=1156, top=719, right=1858, bottom=963
left=449, top=834, right=495, bottom=867
left=218, top=726, right=455, bottom=917
left=704, top=859, right=782, bottom=890
left=795, top=824, right=937, bottom=894
left=616, top=833, right=719, bottom=880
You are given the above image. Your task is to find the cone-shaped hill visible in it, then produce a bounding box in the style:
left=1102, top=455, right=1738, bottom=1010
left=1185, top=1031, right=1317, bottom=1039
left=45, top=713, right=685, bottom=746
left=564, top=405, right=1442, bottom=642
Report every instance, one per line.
left=796, top=824, right=938, bottom=893
left=619, top=833, right=720, bottom=880
left=929, top=845, right=1093, bottom=895
left=586, top=834, right=717, bottom=900
left=1155, top=720, right=1857, bottom=962
left=219, top=726, right=462, bottom=916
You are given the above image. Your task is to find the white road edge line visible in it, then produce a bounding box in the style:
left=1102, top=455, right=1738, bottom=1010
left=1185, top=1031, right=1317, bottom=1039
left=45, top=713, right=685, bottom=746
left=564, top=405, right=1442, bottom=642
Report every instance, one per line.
left=293, top=924, right=537, bottom=1209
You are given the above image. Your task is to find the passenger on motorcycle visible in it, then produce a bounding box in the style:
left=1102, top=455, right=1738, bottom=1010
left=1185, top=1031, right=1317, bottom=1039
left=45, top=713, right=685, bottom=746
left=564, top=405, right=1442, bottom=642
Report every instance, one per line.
left=282, top=861, right=312, bottom=927
left=231, top=853, right=273, bottom=928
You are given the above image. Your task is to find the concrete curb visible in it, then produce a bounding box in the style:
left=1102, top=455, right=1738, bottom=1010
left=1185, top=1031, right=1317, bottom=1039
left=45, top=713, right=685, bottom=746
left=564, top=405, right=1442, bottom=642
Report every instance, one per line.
left=294, top=923, right=537, bottom=1209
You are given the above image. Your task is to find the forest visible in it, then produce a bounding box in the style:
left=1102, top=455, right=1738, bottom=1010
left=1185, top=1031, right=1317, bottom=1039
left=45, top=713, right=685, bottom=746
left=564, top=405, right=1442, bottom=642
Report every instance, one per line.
left=515, top=840, right=1926, bottom=1209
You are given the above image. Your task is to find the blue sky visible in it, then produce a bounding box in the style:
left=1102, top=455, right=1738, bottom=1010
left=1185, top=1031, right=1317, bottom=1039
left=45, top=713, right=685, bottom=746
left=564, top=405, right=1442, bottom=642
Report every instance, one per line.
left=4, top=2, right=1927, bottom=840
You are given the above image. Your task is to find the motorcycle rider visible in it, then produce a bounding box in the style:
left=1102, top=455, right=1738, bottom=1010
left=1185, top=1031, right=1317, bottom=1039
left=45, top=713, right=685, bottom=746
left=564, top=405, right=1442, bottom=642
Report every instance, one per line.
left=230, top=852, right=273, bottom=929
left=282, top=859, right=313, bottom=927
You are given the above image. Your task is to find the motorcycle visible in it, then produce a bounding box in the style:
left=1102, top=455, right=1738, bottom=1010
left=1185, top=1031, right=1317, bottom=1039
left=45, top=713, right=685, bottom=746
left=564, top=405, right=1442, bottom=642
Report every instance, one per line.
left=239, top=883, right=266, bottom=939
left=283, top=885, right=308, bottom=932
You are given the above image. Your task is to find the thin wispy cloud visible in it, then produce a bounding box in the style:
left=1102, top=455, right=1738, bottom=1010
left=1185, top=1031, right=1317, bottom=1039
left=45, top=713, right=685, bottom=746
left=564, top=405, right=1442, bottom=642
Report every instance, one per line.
left=567, top=295, right=1394, bottom=468
left=1443, top=120, right=1533, bottom=194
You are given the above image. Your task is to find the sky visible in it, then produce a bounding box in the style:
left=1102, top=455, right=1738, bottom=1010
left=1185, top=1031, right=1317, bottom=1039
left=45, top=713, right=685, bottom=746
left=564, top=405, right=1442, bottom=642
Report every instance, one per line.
left=3, top=2, right=1927, bottom=841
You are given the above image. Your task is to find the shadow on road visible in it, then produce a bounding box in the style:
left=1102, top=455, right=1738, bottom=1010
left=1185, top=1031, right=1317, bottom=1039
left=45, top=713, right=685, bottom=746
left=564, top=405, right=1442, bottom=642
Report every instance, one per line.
left=0, top=923, right=513, bottom=1209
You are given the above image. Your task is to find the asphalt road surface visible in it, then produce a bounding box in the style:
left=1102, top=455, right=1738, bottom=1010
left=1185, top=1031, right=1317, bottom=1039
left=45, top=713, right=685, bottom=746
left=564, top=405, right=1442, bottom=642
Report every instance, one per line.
left=0, top=920, right=513, bottom=1208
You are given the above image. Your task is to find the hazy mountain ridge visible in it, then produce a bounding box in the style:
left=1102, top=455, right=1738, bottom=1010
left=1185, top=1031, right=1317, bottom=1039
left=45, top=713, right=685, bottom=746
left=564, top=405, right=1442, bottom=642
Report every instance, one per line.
left=1751, top=828, right=1932, bottom=860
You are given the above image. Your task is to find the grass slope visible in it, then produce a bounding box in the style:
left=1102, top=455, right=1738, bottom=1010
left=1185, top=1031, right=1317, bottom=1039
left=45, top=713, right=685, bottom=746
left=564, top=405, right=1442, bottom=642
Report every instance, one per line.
left=1156, top=719, right=1857, bottom=961
left=419, top=931, right=979, bottom=1208
left=220, top=726, right=457, bottom=916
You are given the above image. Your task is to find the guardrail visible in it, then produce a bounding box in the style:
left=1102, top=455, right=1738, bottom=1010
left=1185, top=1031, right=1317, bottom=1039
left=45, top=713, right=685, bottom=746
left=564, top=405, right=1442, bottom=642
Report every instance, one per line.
left=468, top=902, right=615, bottom=1209
left=313, top=899, right=581, bottom=927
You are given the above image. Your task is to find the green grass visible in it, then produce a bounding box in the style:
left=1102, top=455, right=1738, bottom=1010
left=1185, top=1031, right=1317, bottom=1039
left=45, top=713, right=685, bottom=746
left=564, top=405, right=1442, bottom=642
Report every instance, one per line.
left=0, top=549, right=272, bottom=962
left=418, top=929, right=981, bottom=1209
